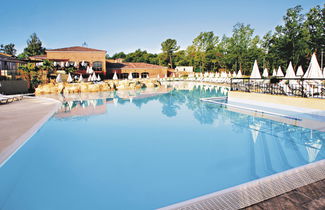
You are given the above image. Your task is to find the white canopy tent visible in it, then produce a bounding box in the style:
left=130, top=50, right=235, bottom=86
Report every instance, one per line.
left=97, top=74, right=101, bottom=81
left=250, top=60, right=261, bottom=79
left=56, top=74, right=62, bottom=83
left=262, top=68, right=269, bottom=77
left=88, top=67, right=94, bottom=74
left=284, top=62, right=296, bottom=78
left=92, top=72, right=97, bottom=81
left=113, top=72, right=118, bottom=80
left=296, top=66, right=304, bottom=77
left=272, top=69, right=277, bottom=77
left=303, top=53, right=323, bottom=79
left=276, top=66, right=284, bottom=77
left=67, top=73, right=73, bottom=83
left=232, top=71, right=237, bottom=78
left=78, top=74, right=83, bottom=82
left=236, top=70, right=242, bottom=77
left=128, top=73, right=133, bottom=80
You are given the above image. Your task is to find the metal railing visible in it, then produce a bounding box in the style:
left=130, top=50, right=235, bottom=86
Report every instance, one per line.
left=230, top=78, right=325, bottom=98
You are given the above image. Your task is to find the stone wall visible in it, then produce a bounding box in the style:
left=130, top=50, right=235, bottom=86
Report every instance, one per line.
left=0, top=80, right=28, bottom=94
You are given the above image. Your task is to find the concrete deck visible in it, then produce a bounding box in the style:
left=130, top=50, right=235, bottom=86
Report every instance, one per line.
left=0, top=97, right=60, bottom=166
left=244, top=179, right=325, bottom=210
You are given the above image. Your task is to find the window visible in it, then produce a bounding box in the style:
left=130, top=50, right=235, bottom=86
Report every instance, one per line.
left=120, top=73, right=128, bottom=79
left=141, top=72, right=149, bottom=78
left=93, top=61, right=103, bottom=71
left=132, top=72, right=139, bottom=78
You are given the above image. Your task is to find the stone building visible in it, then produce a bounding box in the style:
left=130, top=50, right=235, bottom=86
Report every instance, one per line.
left=106, top=62, right=168, bottom=79
left=30, top=46, right=107, bottom=75
left=30, top=46, right=169, bottom=79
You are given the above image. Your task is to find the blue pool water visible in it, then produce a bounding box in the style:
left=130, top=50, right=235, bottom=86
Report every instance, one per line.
left=0, top=83, right=324, bottom=210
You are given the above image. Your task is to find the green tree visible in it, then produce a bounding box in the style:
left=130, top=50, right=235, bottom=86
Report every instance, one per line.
left=161, top=39, right=180, bottom=68
left=112, top=52, right=126, bottom=59
left=23, top=33, right=46, bottom=58
left=39, top=60, right=55, bottom=83
left=0, top=43, right=17, bottom=56
left=18, top=63, right=40, bottom=91
left=190, top=32, right=219, bottom=71
left=305, top=5, right=325, bottom=58
left=224, top=23, right=262, bottom=74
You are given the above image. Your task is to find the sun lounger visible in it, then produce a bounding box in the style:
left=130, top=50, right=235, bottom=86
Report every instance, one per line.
left=0, top=96, right=14, bottom=104
left=0, top=94, right=23, bottom=101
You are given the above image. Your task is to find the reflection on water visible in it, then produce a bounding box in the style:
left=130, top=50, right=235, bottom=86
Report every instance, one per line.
left=54, top=83, right=230, bottom=121
left=53, top=82, right=324, bottom=167
left=0, top=82, right=324, bottom=210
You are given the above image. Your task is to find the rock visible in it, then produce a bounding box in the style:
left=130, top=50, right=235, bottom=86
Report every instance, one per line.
left=35, top=78, right=161, bottom=94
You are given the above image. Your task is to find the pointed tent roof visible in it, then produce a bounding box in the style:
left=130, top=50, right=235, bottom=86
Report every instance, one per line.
left=67, top=73, right=73, bottom=83
left=250, top=60, right=261, bottom=79
left=232, top=71, right=237, bottom=78
left=303, top=53, right=323, bottom=79
left=78, top=74, right=83, bottom=82
left=113, top=72, right=118, bottom=80
left=323, top=68, right=325, bottom=78
left=262, top=68, right=269, bottom=77
left=276, top=66, right=284, bottom=77
left=128, top=72, right=133, bottom=79
left=237, top=70, right=242, bottom=77
left=285, top=62, right=296, bottom=78
left=272, top=69, right=277, bottom=76
left=296, top=65, right=304, bottom=77
left=56, top=74, right=62, bottom=83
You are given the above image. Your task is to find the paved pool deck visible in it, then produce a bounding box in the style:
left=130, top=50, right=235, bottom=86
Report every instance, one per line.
left=0, top=97, right=60, bottom=166
left=244, top=179, right=325, bottom=210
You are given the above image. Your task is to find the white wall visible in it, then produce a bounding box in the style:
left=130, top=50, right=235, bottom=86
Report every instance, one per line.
left=175, top=66, right=193, bottom=72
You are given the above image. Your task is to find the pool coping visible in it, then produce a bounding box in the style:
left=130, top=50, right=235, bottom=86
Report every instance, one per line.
left=158, top=159, right=325, bottom=210
left=0, top=96, right=61, bottom=168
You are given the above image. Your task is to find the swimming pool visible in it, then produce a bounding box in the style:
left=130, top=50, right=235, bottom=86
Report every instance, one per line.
left=0, top=83, right=324, bottom=210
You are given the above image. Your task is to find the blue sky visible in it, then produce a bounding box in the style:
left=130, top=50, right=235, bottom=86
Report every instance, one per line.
left=0, top=0, right=323, bottom=55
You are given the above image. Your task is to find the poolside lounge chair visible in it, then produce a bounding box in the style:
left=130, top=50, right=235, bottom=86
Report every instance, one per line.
left=0, top=94, right=23, bottom=101
left=0, top=96, right=14, bottom=104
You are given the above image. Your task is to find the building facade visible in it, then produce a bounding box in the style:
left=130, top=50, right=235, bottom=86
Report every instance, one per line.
left=175, top=66, right=194, bottom=73
left=107, top=62, right=168, bottom=79
left=0, top=53, right=26, bottom=79
left=30, top=46, right=170, bottom=79
left=31, top=46, right=107, bottom=75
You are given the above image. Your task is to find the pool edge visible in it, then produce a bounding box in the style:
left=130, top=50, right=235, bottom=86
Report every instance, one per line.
left=158, top=159, right=325, bottom=210
left=0, top=97, right=61, bottom=167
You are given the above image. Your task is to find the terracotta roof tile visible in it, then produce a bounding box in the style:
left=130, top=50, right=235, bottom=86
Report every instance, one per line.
left=46, top=46, right=106, bottom=52
left=107, top=62, right=167, bottom=70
